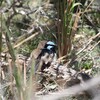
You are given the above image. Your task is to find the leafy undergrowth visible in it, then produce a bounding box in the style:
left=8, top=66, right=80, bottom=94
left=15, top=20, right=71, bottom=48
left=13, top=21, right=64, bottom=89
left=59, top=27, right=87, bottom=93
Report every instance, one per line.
left=0, top=0, right=100, bottom=100
left=0, top=28, right=100, bottom=100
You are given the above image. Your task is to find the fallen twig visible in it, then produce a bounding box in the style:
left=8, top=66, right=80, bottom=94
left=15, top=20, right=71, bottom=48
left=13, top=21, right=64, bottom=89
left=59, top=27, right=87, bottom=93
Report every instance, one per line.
left=4, top=32, right=39, bottom=52
left=90, top=40, right=100, bottom=51
left=76, top=32, right=100, bottom=55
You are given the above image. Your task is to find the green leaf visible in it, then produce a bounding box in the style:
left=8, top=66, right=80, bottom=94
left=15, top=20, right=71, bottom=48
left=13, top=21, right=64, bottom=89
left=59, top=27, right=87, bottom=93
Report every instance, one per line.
left=71, top=3, right=82, bottom=11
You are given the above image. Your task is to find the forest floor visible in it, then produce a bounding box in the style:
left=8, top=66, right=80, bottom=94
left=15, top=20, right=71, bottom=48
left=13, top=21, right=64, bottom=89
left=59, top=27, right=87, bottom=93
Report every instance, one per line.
left=0, top=26, right=100, bottom=100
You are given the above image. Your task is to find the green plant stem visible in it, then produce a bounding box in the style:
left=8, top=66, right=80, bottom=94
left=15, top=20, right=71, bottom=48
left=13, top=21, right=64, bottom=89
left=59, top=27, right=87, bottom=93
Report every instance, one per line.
left=3, top=22, right=23, bottom=99
left=56, top=0, right=78, bottom=59
left=0, top=33, right=2, bottom=55
left=3, top=21, right=15, bottom=70
left=0, top=14, right=2, bottom=55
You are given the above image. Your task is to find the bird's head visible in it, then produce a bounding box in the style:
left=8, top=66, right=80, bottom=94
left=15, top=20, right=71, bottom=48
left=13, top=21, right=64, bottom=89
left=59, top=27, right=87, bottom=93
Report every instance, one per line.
left=37, top=41, right=57, bottom=59
left=44, top=41, right=56, bottom=53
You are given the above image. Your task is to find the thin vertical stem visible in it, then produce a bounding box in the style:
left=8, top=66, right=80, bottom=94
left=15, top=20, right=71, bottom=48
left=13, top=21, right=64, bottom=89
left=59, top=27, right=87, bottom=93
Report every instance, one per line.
left=56, top=0, right=74, bottom=58
left=3, top=22, right=16, bottom=61
left=0, top=13, right=2, bottom=56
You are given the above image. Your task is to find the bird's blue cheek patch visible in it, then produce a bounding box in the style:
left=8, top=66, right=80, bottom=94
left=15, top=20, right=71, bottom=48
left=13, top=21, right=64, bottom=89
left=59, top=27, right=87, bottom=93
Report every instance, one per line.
left=47, top=45, right=53, bottom=50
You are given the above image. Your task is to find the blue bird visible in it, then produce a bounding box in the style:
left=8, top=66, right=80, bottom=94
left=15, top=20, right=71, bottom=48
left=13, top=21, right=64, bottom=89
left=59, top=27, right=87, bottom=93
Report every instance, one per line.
left=39, top=41, right=56, bottom=56
left=35, top=41, right=57, bottom=72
